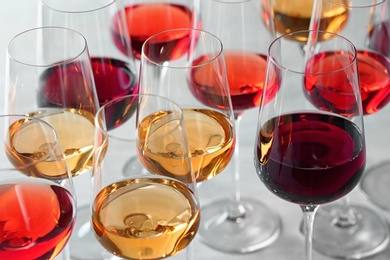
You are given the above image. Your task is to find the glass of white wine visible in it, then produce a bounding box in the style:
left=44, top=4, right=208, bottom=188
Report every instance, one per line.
left=92, top=94, right=200, bottom=260
left=139, top=28, right=236, bottom=185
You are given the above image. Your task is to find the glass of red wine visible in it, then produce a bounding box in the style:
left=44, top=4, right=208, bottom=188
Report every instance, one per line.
left=93, top=94, right=200, bottom=260
left=254, top=30, right=366, bottom=260
left=5, top=26, right=100, bottom=260
left=0, top=114, right=76, bottom=260
left=40, top=0, right=139, bottom=107
left=122, top=0, right=201, bottom=60
left=359, top=0, right=390, bottom=213
left=305, top=0, right=390, bottom=258
left=195, top=0, right=281, bottom=253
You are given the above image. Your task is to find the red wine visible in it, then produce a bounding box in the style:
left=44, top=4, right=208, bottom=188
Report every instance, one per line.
left=368, top=21, right=390, bottom=57
left=38, top=61, right=97, bottom=109
left=255, top=112, right=365, bottom=205
left=189, top=52, right=279, bottom=111
left=0, top=181, right=75, bottom=259
left=119, top=3, right=194, bottom=59
left=39, top=57, right=138, bottom=108
left=91, top=57, right=138, bottom=106
left=304, top=50, right=390, bottom=115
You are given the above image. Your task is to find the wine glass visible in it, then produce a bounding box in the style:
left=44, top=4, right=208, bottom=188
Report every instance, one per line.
left=140, top=28, right=235, bottom=184
left=254, top=30, right=366, bottom=260
left=122, top=0, right=201, bottom=60
left=359, top=0, right=390, bottom=212
left=40, top=0, right=139, bottom=107
left=260, top=0, right=350, bottom=50
left=5, top=27, right=100, bottom=260
left=92, top=94, right=200, bottom=260
left=0, top=114, right=76, bottom=259
left=306, top=0, right=390, bottom=258
left=195, top=0, right=281, bottom=253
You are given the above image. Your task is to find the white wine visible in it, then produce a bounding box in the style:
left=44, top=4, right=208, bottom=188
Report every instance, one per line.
left=91, top=177, right=200, bottom=260
left=138, top=108, right=235, bottom=183
left=7, top=108, right=95, bottom=178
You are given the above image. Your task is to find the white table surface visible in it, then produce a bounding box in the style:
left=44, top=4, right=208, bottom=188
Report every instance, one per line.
left=2, top=1, right=390, bottom=259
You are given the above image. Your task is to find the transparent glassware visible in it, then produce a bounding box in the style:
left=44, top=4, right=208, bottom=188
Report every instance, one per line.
left=307, top=1, right=390, bottom=258
left=121, top=0, right=201, bottom=59
left=254, top=30, right=366, bottom=260
left=0, top=114, right=76, bottom=259
left=195, top=0, right=281, bottom=253
left=40, top=0, right=139, bottom=107
left=93, top=94, right=200, bottom=260
left=139, top=28, right=235, bottom=185
left=5, top=26, right=100, bottom=260
left=359, top=0, right=390, bottom=213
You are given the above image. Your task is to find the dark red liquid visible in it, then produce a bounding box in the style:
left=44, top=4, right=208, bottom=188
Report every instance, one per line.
left=255, top=113, right=365, bottom=205
left=91, top=57, right=138, bottom=106
left=38, top=61, right=96, bottom=108
left=190, top=52, right=279, bottom=111
left=304, top=50, right=390, bottom=115
left=0, top=182, right=75, bottom=259
left=118, top=3, right=194, bottom=59
left=39, top=58, right=138, bottom=108
left=368, top=20, right=390, bottom=57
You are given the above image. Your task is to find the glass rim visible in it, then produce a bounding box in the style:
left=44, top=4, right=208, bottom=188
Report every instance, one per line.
left=324, top=0, right=386, bottom=8
left=268, top=30, right=358, bottom=76
left=7, top=26, right=88, bottom=68
left=141, top=28, right=224, bottom=69
left=95, top=93, right=185, bottom=141
left=0, top=114, right=62, bottom=171
left=41, top=0, right=117, bottom=13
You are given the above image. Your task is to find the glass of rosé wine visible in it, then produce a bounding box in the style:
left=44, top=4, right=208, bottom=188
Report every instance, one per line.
left=0, top=115, right=76, bottom=260
left=92, top=94, right=200, bottom=260
left=359, top=0, right=390, bottom=217
left=254, top=30, right=366, bottom=260
left=121, top=0, right=201, bottom=60
left=5, top=26, right=100, bottom=260
left=304, top=0, right=390, bottom=258
left=195, top=0, right=281, bottom=254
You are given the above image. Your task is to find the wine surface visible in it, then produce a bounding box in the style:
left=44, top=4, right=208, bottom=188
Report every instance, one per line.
left=8, top=109, right=95, bottom=177
left=138, top=109, right=235, bottom=183
left=268, top=0, right=349, bottom=42
left=305, top=50, right=390, bottom=115
left=255, top=112, right=365, bottom=205
left=91, top=57, right=138, bottom=106
left=0, top=181, right=75, bottom=259
left=122, top=3, right=193, bottom=59
left=92, top=177, right=200, bottom=260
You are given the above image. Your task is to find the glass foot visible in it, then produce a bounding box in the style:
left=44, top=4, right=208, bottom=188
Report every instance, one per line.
left=68, top=205, right=119, bottom=260
left=360, top=161, right=390, bottom=211
left=198, top=197, right=281, bottom=253
left=301, top=203, right=389, bottom=259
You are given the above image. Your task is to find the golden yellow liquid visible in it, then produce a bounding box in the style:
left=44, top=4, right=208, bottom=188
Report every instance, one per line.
left=7, top=109, right=95, bottom=178
left=138, top=109, right=235, bottom=183
left=91, top=177, right=200, bottom=260
left=266, top=0, right=350, bottom=42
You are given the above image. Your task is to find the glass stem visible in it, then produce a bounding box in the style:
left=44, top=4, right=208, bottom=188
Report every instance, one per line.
left=227, top=112, right=246, bottom=220
left=300, top=205, right=319, bottom=260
